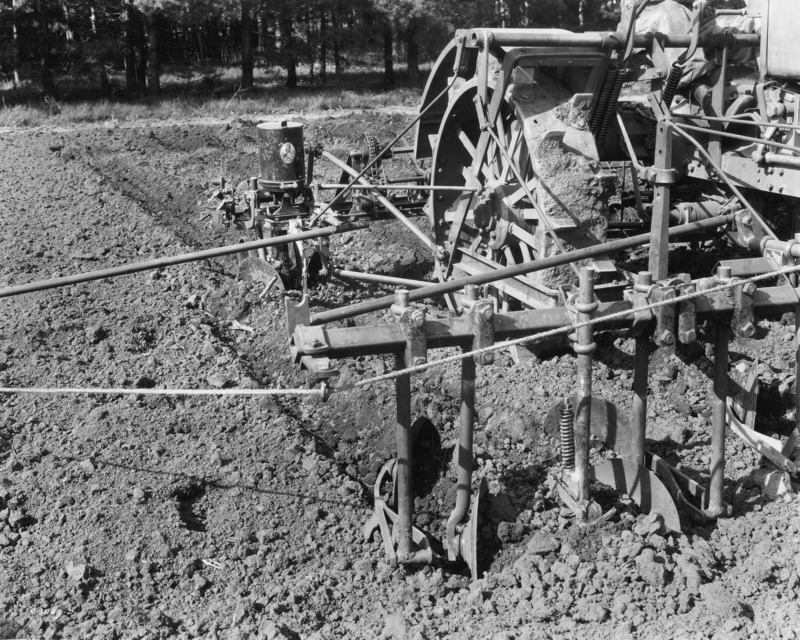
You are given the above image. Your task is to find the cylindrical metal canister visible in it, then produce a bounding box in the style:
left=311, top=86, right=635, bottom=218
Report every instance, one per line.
left=258, top=121, right=305, bottom=188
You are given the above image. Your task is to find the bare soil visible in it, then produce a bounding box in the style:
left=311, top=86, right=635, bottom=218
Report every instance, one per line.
left=0, top=112, right=799, bottom=640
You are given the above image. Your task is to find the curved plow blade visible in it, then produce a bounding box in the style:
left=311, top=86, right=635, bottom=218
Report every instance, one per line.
left=590, top=458, right=681, bottom=533
left=237, top=257, right=285, bottom=291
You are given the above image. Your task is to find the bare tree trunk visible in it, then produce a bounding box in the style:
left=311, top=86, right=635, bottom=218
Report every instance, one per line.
left=406, top=18, right=419, bottom=87
left=241, top=1, right=254, bottom=89
left=144, top=12, right=161, bottom=98
left=36, top=0, right=55, bottom=96
left=280, top=7, right=296, bottom=88
left=319, top=7, right=327, bottom=83
left=331, top=7, right=341, bottom=85
left=383, top=17, right=394, bottom=88
left=305, top=4, right=313, bottom=82
left=11, top=0, right=21, bottom=87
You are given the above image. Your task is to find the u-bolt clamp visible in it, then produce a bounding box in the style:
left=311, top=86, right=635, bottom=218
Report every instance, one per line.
left=392, top=289, right=427, bottom=366
left=619, top=271, right=656, bottom=338
left=566, top=294, right=599, bottom=355
left=647, top=281, right=678, bottom=347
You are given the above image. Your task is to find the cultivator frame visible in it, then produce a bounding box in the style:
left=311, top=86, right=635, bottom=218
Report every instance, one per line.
left=280, top=1, right=800, bottom=576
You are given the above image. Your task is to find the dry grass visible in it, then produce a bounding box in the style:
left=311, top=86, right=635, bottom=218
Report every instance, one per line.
left=0, top=63, right=424, bottom=128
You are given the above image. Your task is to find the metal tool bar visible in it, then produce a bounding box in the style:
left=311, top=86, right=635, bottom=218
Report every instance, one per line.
left=0, top=224, right=366, bottom=300
left=321, top=151, right=440, bottom=256
left=319, top=184, right=479, bottom=192
left=294, top=285, right=798, bottom=360
left=310, top=214, right=734, bottom=325
left=331, top=269, right=429, bottom=289
left=466, top=29, right=759, bottom=50
left=574, top=267, right=597, bottom=509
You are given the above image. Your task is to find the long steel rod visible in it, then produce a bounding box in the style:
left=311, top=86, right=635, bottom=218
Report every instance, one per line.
left=467, top=29, right=759, bottom=49
left=320, top=184, right=479, bottom=192
left=574, top=267, right=596, bottom=509
left=632, top=334, right=649, bottom=466
left=708, top=322, right=729, bottom=516
left=446, top=353, right=476, bottom=559
left=0, top=224, right=365, bottom=300
left=676, top=122, right=800, bottom=155
left=331, top=268, right=429, bottom=289
left=672, top=112, right=800, bottom=130
left=311, top=214, right=734, bottom=325
left=321, top=151, right=440, bottom=256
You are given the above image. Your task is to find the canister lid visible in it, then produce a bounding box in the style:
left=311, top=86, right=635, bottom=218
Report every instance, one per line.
left=257, top=121, right=303, bottom=131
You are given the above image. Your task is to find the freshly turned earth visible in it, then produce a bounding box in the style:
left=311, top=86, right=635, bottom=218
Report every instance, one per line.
left=0, top=111, right=799, bottom=640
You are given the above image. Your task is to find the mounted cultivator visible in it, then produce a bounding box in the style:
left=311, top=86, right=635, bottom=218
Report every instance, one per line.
left=4, top=0, right=800, bottom=583
left=269, top=0, right=800, bottom=577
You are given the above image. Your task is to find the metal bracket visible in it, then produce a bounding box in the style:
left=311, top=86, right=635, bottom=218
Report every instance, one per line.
left=648, top=285, right=677, bottom=347
left=469, top=301, right=495, bottom=365
left=399, top=307, right=427, bottom=367
left=285, top=294, right=311, bottom=335
left=676, top=282, right=698, bottom=343
left=621, top=290, right=653, bottom=338
left=731, top=279, right=757, bottom=338
left=299, top=355, right=339, bottom=380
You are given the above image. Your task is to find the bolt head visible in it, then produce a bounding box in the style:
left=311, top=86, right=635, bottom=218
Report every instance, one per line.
left=412, top=357, right=427, bottom=366
left=481, top=306, right=494, bottom=321
left=680, top=329, right=697, bottom=343
left=743, top=282, right=757, bottom=295
left=657, top=330, right=675, bottom=346
left=740, top=322, right=756, bottom=338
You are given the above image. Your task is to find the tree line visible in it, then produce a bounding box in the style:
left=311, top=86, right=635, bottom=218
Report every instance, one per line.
left=0, top=1, right=741, bottom=99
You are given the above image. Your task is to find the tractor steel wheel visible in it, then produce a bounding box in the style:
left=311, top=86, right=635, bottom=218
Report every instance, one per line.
left=429, top=79, right=557, bottom=309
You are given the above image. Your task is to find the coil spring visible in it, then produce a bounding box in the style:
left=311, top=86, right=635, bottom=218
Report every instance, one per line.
left=559, top=398, right=575, bottom=470
left=590, top=66, right=619, bottom=136
left=646, top=61, right=684, bottom=150
left=596, top=69, right=626, bottom=146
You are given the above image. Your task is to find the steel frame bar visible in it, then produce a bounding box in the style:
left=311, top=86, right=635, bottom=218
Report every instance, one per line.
left=293, top=285, right=800, bottom=360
